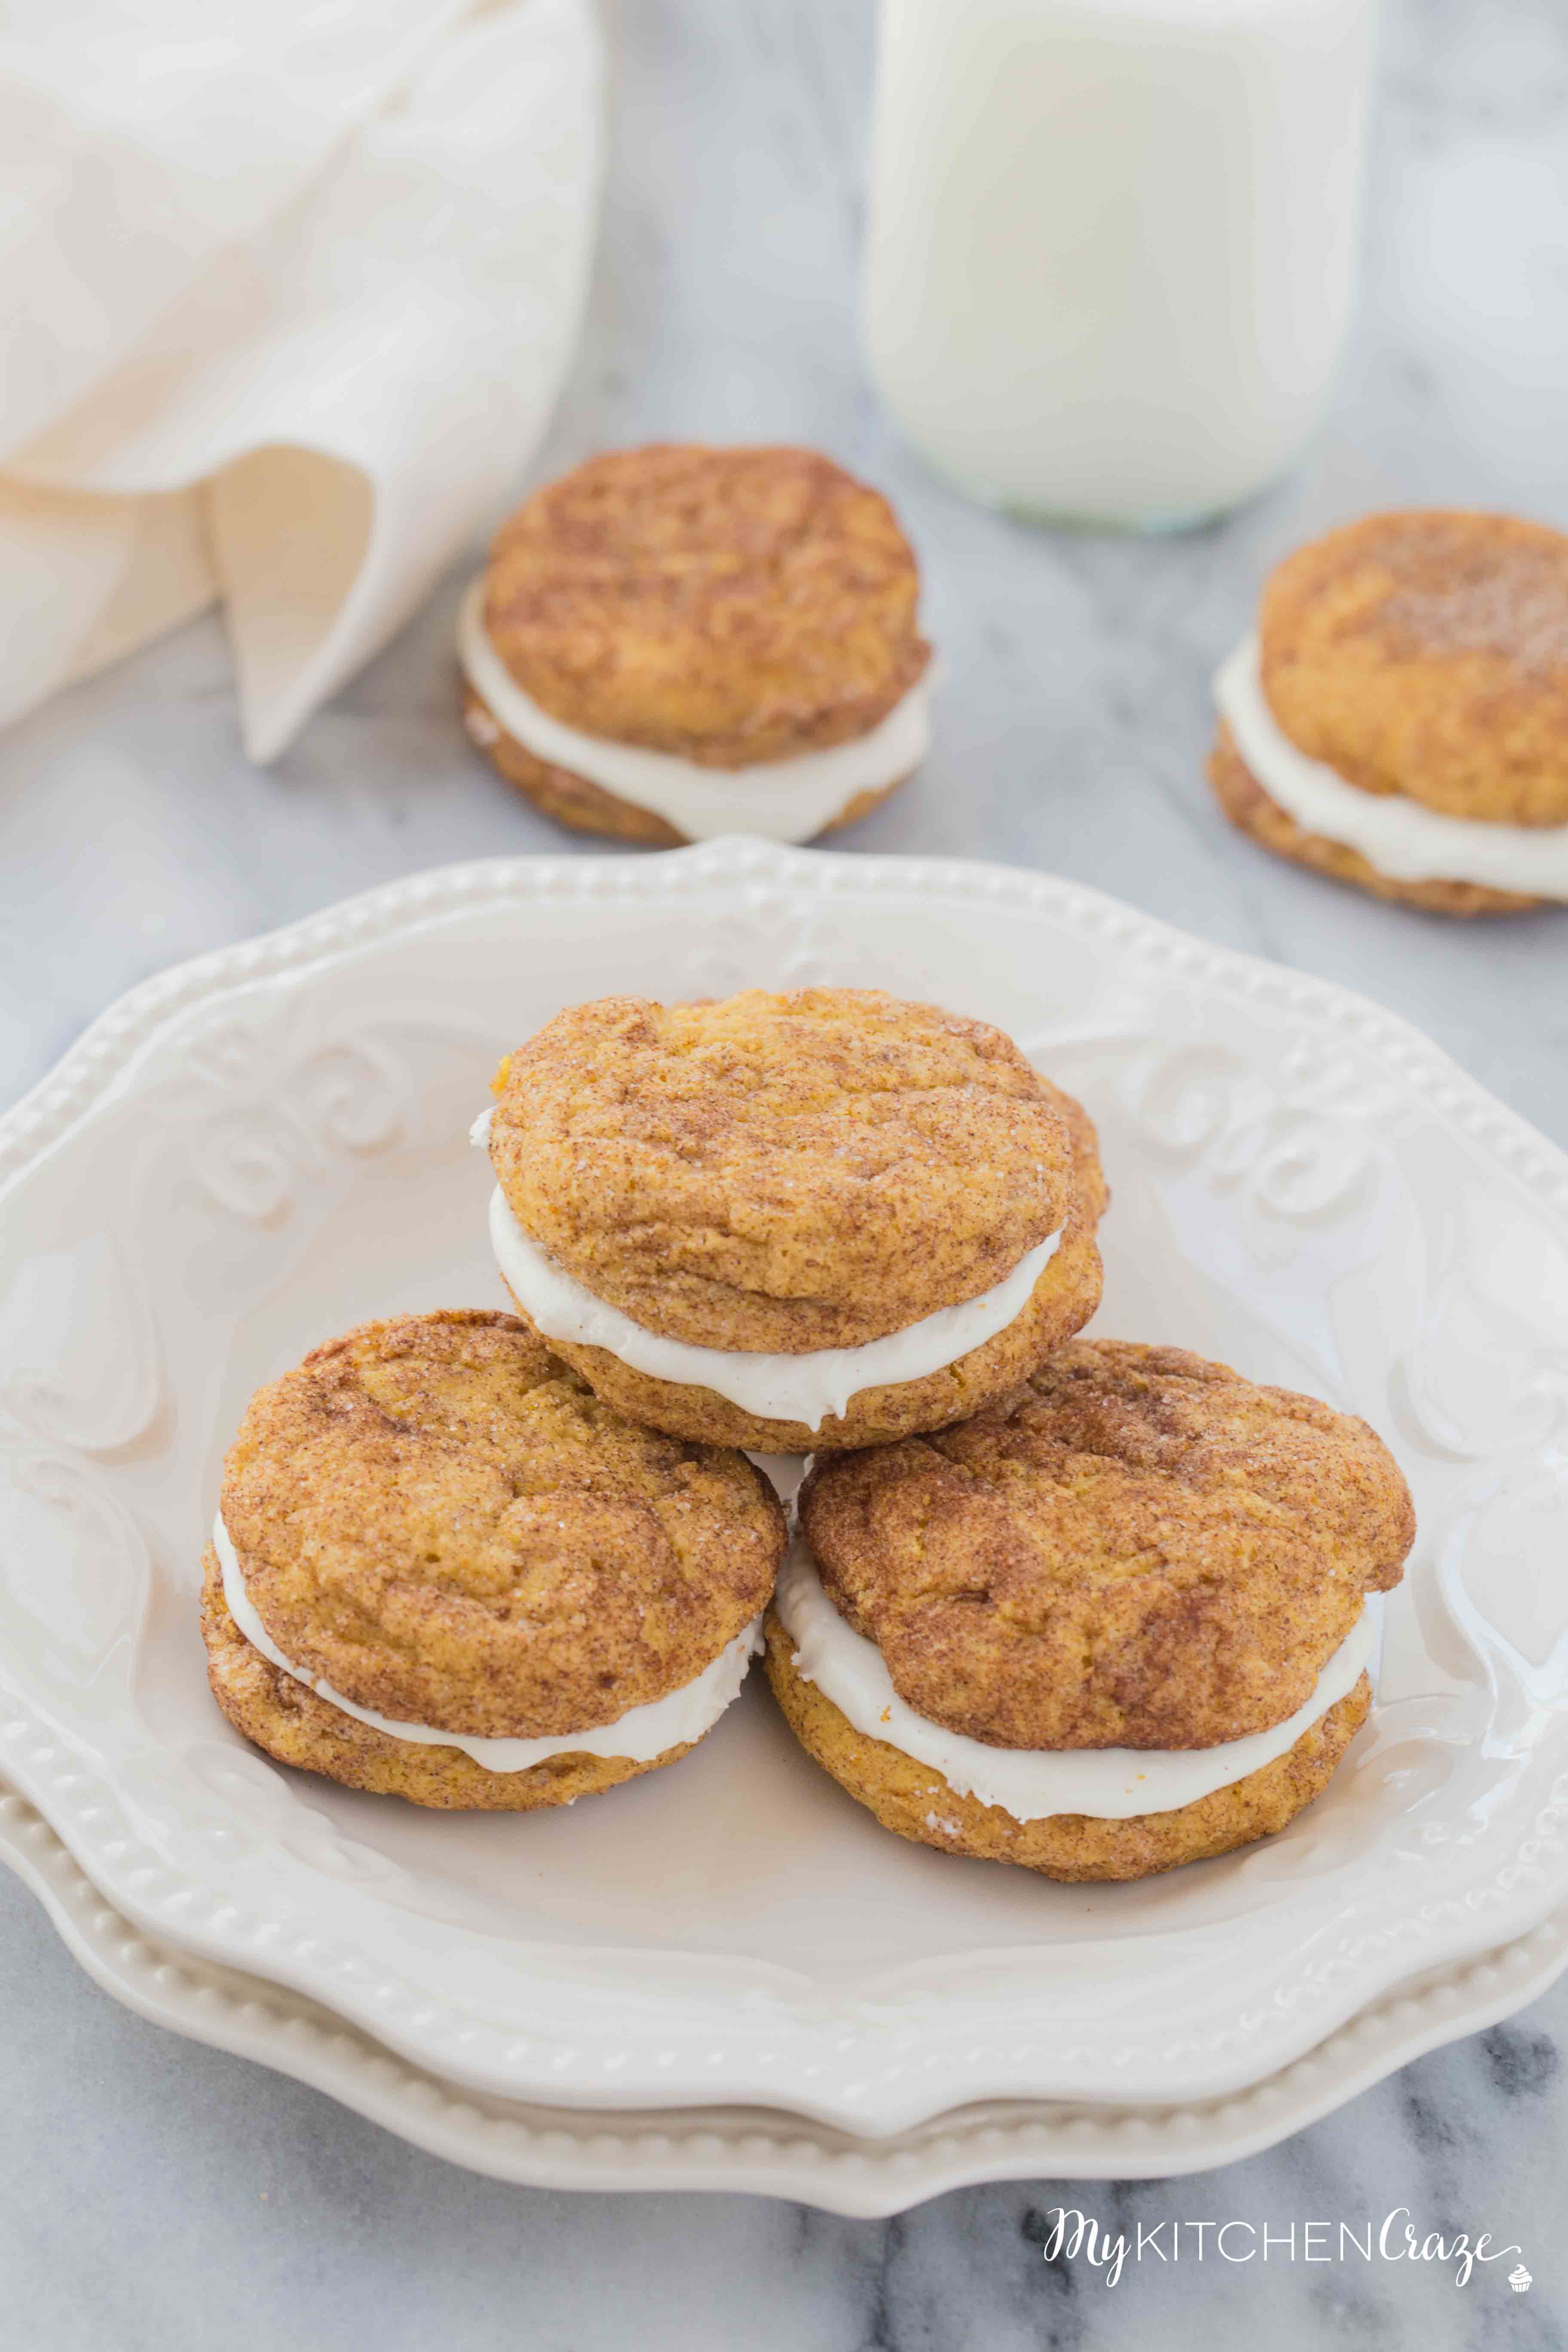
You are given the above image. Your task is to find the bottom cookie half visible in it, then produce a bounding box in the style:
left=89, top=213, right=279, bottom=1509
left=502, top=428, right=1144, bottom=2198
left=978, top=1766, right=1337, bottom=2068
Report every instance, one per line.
left=201, top=1547, right=690, bottom=1811
left=463, top=682, right=911, bottom=846
left=763, top=1612, right=1372, bottom=1883
left=498, top=1219, right=1104, bottom=1455
left=1208, top=722, right=1541, bottom=917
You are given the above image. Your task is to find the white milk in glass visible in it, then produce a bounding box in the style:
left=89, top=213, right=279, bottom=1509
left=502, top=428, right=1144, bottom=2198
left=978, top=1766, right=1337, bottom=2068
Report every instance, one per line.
left=864, top=0, right=1377, bottom=528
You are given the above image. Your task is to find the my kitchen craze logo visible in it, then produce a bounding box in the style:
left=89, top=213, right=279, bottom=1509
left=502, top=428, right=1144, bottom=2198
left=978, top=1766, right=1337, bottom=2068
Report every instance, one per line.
left=1036, top=2208, right=1528, bottom=2290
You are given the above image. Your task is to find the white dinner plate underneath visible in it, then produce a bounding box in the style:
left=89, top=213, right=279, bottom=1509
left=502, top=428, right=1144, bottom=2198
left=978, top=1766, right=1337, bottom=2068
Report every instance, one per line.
left=1, top=839, right=1565, bottom=2130
left=5, top=1783, right=1563, bottom=2213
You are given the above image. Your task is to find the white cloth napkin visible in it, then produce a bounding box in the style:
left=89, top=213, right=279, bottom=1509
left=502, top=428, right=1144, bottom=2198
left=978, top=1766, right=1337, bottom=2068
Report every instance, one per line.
left=0, top=0, right=603, bottom=761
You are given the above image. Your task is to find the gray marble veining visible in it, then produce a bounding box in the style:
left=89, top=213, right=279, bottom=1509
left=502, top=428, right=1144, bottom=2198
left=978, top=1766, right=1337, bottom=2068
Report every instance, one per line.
left=4, top=1, right=1566, bottom=2344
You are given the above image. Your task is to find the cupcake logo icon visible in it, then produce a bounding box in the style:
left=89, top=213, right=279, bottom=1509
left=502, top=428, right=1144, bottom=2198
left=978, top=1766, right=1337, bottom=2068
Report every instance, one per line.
left=1509, top=2263, right=1532, bottom=2293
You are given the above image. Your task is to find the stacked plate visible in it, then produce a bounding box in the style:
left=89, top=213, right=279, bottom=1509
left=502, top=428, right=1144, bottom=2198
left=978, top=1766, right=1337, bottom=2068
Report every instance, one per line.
left=2, top=839, right=1565, bottom=2212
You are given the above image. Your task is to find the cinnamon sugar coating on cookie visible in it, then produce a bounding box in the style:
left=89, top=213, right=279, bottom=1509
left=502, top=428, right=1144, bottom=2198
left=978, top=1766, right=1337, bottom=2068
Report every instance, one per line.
left=481, top=444, right=930, bottom=766
left=1259, top=509, right=1568, bottom=825
left=800, top=1340, right=1413, bottom=1752
left=490, top=989, right=1085, bottom=1355
left=217, top=1310, right=784, bottom=1741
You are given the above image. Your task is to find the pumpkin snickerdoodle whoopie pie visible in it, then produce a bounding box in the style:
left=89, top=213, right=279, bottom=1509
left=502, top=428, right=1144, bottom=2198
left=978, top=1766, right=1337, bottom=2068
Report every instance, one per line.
left=766, top=1340, right=1415, bottom=1882
left=475, top=987, right=1108, bottom=1455
left=457, top=443, right=933, bottom=844
left=202, top=1311, right=785, bottom=1810
left=1210, top=508, right=1568, bottom=913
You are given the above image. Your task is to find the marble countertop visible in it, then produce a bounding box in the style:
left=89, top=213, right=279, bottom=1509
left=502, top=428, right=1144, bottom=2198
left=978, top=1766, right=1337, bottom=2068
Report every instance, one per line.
left=4, top=1, right=1565, bottom=2344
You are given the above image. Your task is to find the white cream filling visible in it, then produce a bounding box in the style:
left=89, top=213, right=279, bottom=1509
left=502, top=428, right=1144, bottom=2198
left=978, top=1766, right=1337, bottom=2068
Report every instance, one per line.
left=487, top=1183, right=1063, bottom=1431
left=214, top=1515, right=762, bottom=1773
left=775, top=1540, right=1375, bottom=1821
left=458, top=575, right=932, bottom=845
left=1215, top=634, right=1568, bottom=897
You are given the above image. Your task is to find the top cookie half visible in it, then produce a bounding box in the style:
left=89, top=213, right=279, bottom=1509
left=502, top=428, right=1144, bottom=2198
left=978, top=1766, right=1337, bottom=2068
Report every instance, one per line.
left=219, top=1310, right=784, bottom=1740
left=481, top=444, right=931, bottom=767
left=801, top=1338, right=1415, bottom=1751
left=489, top=988, right=1090, bottom=1354
left=1259, top=508, right=1568, bottom=825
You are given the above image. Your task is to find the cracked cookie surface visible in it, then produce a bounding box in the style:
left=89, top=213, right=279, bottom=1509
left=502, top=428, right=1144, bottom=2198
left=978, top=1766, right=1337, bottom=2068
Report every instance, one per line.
left=212, top=1310, right=784, bottom=1743
left=489, top=987, right=1095, bottom=1356
left=1255, top=508, right=1568, bottom=826
left=479, top=443, right=930, bottom=766
left=799, top=1339, right=1413, bottom=1752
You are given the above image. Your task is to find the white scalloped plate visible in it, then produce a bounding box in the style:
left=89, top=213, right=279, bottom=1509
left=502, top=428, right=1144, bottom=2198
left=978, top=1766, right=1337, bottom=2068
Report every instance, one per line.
left=4, top=1782, right=1563, bottom=2210
left=2, top=839, right=1566, bottom=2135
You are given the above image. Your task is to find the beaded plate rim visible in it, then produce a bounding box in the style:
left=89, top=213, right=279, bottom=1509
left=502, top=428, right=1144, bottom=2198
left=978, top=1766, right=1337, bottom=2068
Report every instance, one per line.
left=1, top=837, right=1565, bottom=2132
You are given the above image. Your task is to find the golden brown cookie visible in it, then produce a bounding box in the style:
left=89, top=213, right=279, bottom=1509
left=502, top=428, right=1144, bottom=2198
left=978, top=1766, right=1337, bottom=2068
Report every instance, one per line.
left=799, top=1339, right=1412, bottom=1752
left=763, top=1614, right=1372, bottom=1883
left=481, top=444, right=929, bottom=763
left=460, top=444, right=933, bottom=843
left=1209, top=509, right=1568, bottom=912
left=766, top=1341, right=1410, bottom=1879
left=490, top=990, right=1085, bottom=1353
left=484, top=989, right=1107, bottom=1452
left=202, top=1310, right=785, bottom=1810
left=1258, top=510, right=1568, bottom=824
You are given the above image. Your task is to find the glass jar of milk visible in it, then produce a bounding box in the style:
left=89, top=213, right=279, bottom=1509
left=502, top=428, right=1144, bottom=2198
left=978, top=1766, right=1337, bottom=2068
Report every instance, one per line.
left=863, top=0, right=1378, bottom=530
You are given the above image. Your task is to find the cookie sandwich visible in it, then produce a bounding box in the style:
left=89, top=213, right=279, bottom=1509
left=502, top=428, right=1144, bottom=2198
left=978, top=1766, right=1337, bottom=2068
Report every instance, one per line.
left=459, top=443, right=933, bottom=844
left=1210, top=509, right=1568, bottom=913
left=766, top=1341, right=1414, bottom=1881
left=477, top=988, right=1107, bottom=1454
left=202, top=1311, right=786, bottom=1810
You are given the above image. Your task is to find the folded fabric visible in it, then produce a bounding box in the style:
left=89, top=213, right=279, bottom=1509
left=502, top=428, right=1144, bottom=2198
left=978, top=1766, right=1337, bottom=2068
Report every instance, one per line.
left=0, top=0, right=603, bottom=761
